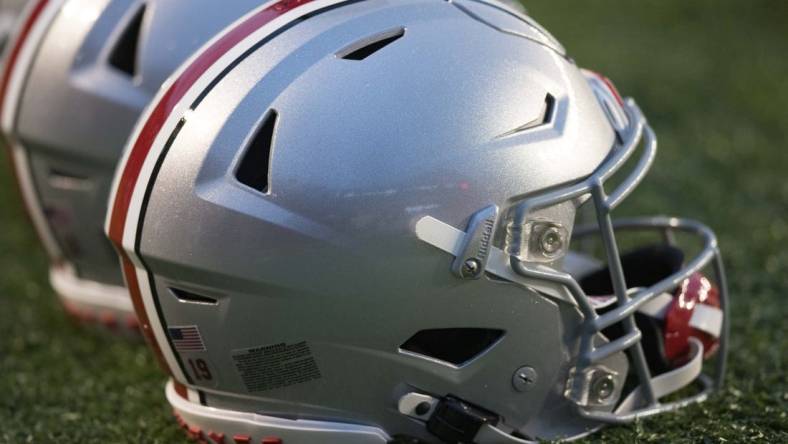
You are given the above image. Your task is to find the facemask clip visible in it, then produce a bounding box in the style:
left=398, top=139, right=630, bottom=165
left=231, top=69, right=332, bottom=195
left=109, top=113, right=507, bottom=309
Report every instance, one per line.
left=451, top=205, right=499, bottom=279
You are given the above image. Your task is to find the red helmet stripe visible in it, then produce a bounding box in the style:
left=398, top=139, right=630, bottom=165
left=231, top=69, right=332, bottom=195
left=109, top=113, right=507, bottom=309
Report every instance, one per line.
left=120, top=252, right=172, bottom=373
left=596, top=72, right=624, bottom=107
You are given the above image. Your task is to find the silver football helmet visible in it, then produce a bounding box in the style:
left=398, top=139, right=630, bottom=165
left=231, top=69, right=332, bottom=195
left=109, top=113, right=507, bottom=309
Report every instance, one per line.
left=0, top=0, right=261, bottom=330
left=107, top=0, right=729, bottom=442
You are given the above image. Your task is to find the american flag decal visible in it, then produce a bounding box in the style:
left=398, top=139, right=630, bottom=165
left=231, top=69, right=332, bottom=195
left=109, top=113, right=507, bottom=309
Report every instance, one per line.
left=168, top=325, right=206, bottom=352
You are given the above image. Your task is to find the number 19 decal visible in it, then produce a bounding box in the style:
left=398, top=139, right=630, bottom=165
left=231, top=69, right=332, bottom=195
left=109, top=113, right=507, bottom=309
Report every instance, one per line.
left=187, top=358, right=215, bottom=385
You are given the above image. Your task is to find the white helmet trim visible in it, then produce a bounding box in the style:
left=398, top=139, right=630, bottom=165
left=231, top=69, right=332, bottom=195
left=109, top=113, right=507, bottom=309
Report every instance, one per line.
left=167, top=379, right=391, bottom=444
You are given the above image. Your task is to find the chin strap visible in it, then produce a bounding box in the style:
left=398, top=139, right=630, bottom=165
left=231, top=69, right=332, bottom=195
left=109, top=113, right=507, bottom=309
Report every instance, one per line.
left=636, top=293, right=723, bottom=337
left=592, top=291, right=722, bottom=338
left=615, top=337, right=704, bottom=415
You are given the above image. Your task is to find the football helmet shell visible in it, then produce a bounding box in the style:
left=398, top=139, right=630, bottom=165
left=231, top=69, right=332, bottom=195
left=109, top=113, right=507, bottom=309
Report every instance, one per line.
left=107, top=0, right=729, bottom=442
left=0, top=0, right=262, bottom=329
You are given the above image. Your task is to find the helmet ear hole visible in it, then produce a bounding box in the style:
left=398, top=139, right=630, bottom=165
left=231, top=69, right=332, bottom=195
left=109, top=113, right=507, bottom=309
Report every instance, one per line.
left=337, top=27, right=405, bottom=61
left=400, top=328, right=505, bottom=366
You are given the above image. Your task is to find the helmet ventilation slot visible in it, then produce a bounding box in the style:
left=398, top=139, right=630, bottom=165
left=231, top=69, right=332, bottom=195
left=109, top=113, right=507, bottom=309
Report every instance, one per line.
left=235, top=110, right=277, bottom=193
left=48, top=168, right=91, bottom=191
left=108, top=4, right=146, bottom=76
left=400, top=328, right=505, bottom=367
left=497, top=93, right=555, bottom=138
left=541, top=93, right=556, bottom=125
left=169, top=288, right=218, bottom=305
left=338, top=28, right=405, bottom=61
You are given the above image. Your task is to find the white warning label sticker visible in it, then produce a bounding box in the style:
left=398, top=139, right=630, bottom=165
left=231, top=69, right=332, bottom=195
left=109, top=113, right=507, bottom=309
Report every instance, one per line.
left=231, top=341, right=321, bottom=392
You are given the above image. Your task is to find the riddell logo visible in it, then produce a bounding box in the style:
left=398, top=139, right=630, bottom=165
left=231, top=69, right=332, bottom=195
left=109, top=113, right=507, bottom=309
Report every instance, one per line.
left=477, top=217, right=495, bottom=261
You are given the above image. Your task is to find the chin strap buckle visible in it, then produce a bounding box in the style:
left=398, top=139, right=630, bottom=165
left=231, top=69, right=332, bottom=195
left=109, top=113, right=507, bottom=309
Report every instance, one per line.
left=398, top=392, right=542, bottom=443
left=399, top=393, right=499, bottom=443
left=427, top=396, right=499, bottom=444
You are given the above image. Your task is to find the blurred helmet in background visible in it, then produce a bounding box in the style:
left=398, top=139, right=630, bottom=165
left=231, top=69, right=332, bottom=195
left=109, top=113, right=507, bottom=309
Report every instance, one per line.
left=0, top=0, right=261, bottom=331
left=0, top=0, right=28, bottom=57
left=107, top=0, right=728, bottom=442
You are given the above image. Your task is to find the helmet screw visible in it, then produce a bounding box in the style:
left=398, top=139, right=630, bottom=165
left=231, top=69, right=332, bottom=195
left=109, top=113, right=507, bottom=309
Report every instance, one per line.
left=414, top=402, right=431, bottom=417
left=590, top=372, right=616, bottom=402
left=461, top=258, right=481, bottom=278
left=539, top=226, right=564, bottom=256
left=512, top=366, right=538, bottom=392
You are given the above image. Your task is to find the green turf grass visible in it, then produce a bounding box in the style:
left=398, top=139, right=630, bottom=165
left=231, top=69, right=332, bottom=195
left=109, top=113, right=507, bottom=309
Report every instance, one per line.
left=0, top=1, right=786, bottom=442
